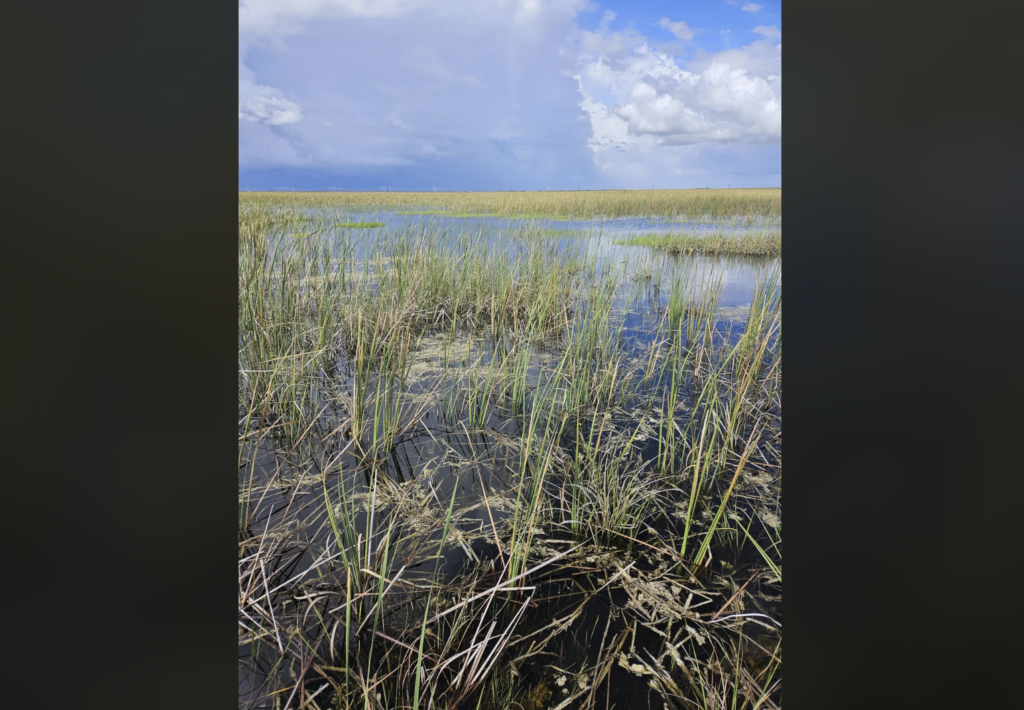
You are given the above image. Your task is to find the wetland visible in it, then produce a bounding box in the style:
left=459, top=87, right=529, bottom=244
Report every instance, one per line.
left=239, top=189, right=782, bottom=710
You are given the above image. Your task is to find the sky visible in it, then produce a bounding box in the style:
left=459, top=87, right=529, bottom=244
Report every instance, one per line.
left=239, top=1, right=781, bottom=190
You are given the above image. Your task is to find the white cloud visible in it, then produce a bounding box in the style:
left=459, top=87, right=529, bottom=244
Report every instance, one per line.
left=239, top=82, right=303, bottom=125
left=572, top=28, right=780, bottom=184
left=741, top=3, right=763, bottom=11
left=753, top=25, right=781, bottom=39
left=576, top=40, right=780, bottom=147
left=658, top=17, right=694, bottom=41
left=573, top=74, right=635, bottom=152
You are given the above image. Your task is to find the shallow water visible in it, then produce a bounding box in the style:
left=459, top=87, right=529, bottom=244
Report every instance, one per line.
left=272, top=207, right=777, bottom=308
left=239, top=206, right=782, bottom=709
left=280, top=204, right=779, bottom=234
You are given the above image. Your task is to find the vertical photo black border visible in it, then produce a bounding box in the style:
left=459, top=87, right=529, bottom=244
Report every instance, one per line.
left=6, top=1, right=1022, bottom=708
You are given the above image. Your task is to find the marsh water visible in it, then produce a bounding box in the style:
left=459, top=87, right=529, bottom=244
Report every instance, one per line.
left=239, top=207, right=782, bottom=709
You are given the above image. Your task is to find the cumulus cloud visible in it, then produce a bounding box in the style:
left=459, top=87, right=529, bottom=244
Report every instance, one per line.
left=573, top=75, right=634, bottom=152
left=575, top=41, right=780, bottom=147
left=571, top=20, right=780, bottom=185
left=741, top=3, right=762, bottom=11
left=753, top=25, right=781, bottom=39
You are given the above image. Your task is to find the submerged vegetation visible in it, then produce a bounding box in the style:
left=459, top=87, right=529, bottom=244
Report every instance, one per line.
left=616, top=231, right=782, bottom=257
left=241, top=187, right=781, bottom=220
left=239, top=192, right=782, bottom=709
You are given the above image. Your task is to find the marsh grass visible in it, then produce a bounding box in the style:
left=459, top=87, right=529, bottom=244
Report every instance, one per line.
left=617, top=230, right=782, bottom=257
left=242, top=187, right=781, bottom=220
left=239, top=195, right=782, bottom=709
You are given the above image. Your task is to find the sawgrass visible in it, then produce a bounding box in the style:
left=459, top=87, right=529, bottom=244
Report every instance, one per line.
left=616, top=230, right=782, bottom=257
left=241, top=187, right=781, bottom=220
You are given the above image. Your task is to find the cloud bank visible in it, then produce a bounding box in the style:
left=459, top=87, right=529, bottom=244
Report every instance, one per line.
left=238, top=2, right=781, bottom=189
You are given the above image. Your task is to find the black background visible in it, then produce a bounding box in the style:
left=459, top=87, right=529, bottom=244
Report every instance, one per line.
left=5, top=1, right=1022, bottom=707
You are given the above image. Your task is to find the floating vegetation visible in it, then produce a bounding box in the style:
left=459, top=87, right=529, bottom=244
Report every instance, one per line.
left=239, top=193, right=782, bottom=709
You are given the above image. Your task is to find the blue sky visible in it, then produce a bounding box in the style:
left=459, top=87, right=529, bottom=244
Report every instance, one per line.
left=239, top=1, right=780, bottom=190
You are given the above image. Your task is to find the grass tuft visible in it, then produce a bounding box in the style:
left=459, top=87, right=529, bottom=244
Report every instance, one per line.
left=616, top=230, right=781, bottom=257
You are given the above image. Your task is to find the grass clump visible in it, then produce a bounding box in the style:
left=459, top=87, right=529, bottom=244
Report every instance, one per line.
left=617, top=230, right=782, bottom=257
